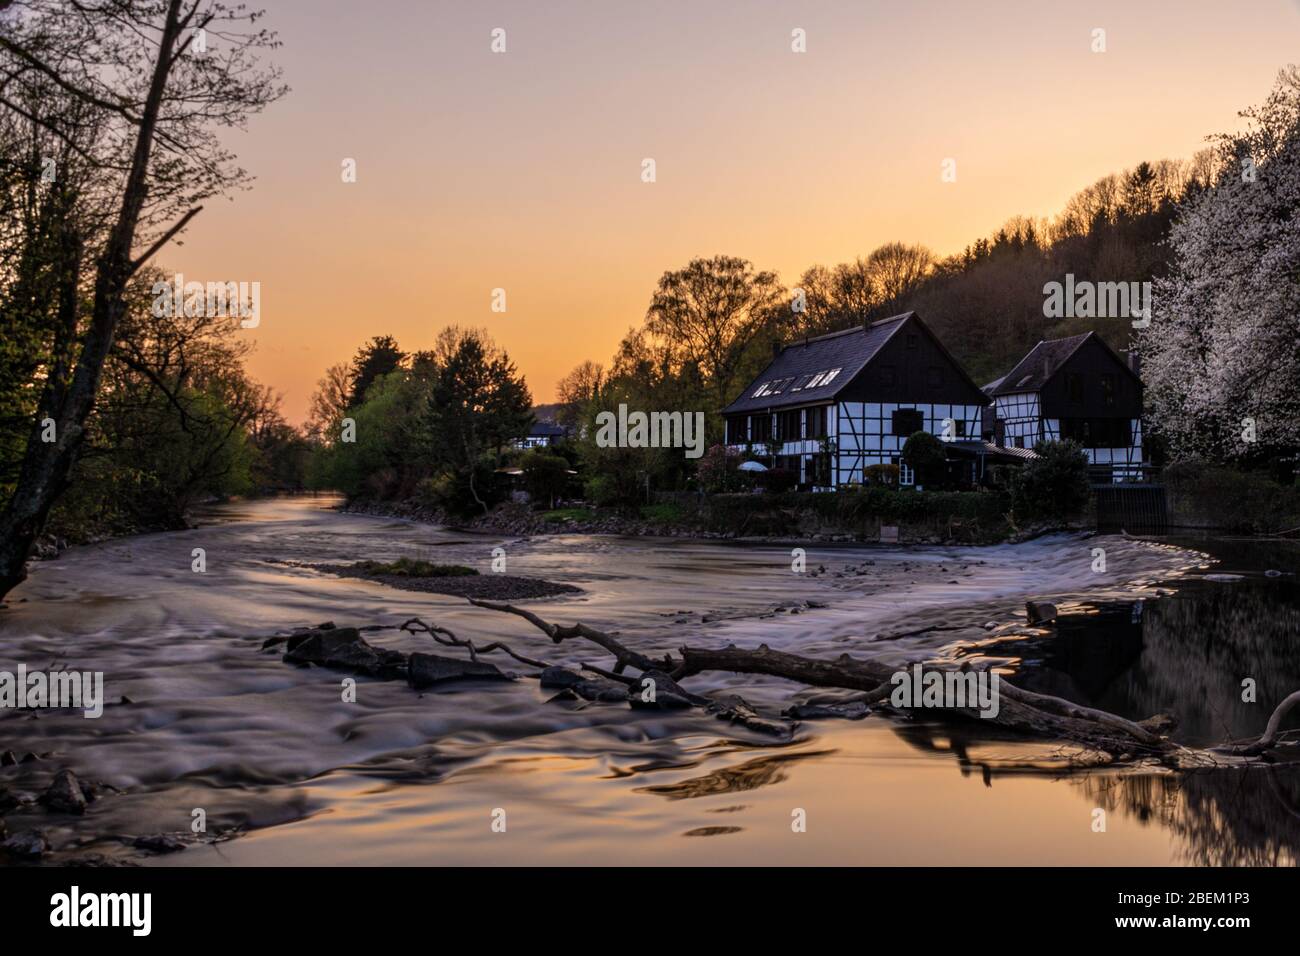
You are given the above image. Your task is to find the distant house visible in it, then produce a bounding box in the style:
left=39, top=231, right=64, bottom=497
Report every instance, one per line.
left=722, top=312, right=992, bottom=489
left=986, top=331, right=1144, bottom=481
left=515, top=421, right=568, bottom=450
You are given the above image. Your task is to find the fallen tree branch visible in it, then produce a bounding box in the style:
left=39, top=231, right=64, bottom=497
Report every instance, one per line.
left=463, top=600, right=1261, bottom=764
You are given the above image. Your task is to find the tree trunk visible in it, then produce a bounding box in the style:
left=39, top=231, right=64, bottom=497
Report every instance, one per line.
left=0, top=0, right=186, bottom=600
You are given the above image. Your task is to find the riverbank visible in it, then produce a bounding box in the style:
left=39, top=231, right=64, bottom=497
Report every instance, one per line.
left=339, top=492, right=1053, bottom=545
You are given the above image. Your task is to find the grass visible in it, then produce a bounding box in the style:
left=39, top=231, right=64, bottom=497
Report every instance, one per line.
left=541, top=508, right=595, bottom=523
left=353, top=558, right=478, bottom=578
left=639, top=503, right=685, bottom=524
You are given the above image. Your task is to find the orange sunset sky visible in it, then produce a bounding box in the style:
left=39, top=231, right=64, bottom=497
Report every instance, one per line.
left=159, top=0, right=1300, bottom=424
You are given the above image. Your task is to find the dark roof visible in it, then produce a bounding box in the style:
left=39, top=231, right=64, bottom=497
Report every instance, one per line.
left=990, top=332, right=1093, bottom=396
left=990, top=331, right=1141, bottom=397
left=528, top=422, right=567, bottom=438
left=722, top=314, right=913, bottom=415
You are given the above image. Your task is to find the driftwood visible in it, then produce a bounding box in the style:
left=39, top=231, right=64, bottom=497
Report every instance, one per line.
left=466, top=598, right=1298, bottom=770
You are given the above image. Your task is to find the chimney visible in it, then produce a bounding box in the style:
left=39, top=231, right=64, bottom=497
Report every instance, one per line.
left=1126, top=350, right=1141, bottom=377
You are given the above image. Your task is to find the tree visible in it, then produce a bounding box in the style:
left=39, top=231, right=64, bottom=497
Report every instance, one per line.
left=305, top=363, right=351, bottom=441
left=0, top=0, right=285, bottom=599
left=1011, top=440, right=1091, bottom=523
left=643, top=255, right=785, bottom=407
left=520, top=449, right=569, bottom=509
left=865, top=242, right=935, bottom=307
left=555, top=359, right=603, bottom=430
left=348, top=335, right=405, bottom=407
left=424, top=328, right=532, bottom=513
left=1141, top=68, right=1300, bottom=466
left=901, top=431, right=946, bottom=487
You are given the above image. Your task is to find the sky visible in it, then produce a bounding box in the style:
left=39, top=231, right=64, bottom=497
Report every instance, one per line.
left=160, top=0, right=1300, bottom=424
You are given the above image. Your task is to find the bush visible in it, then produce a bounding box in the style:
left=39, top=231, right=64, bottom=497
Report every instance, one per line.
left=756, top=467, right=797, bottom=494
left=583, top=474, right=621, bottom=508
left=520, top=450, right=570, bottom=508
left=864, top=463, right=900, bottom=488
left=353, top=559, right=478, bottom=577
left=1010, top=440, right=1091, bottom=523
left=697, top=444, right=743, bottom=493
left=902, top=431, right=947, bottom=487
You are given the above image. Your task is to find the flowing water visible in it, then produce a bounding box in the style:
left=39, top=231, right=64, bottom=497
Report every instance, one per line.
left=1, top=496, right=1298, bottom=866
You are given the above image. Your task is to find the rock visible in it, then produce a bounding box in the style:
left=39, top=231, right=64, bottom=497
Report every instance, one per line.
left=0, top=787, right=19, bottom=813
left=407, top=652, right=509, bottom=690
left=2, top=829, right=49, bottom=859
left=783, top=701, right=871, bottom=720
left=1025, top=600, right=1058, bottom=624
left=0, top=750, right=16, bottom=766
left=133, top=833, right=187, bottom=854
left=19, top=752, right=39, bottom=763
left=628, top=670, right=697, bottom=709
left=538, top=666, right=584, bottom=689
left=41, top=769, right=86, bottom=815
left=568, top=678, right=629, bottom=702
left=706, top=695, right=791, bottom=737
left=284, top=627, right=406, bottom=679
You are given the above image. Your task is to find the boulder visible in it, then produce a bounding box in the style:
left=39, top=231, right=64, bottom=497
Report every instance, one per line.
left=133, top=833, right=187, bottom=854
left=41, top=769, right=86, bottom=815
left=627, top=670, right=696, bottom=709
left=1, top=829, right=48, bottom=859
left=539, top=666, right=584, bottom=689
left=284, top=627, right=406, bottom=679
left=783, top=700, right=871, bottom=720
left=1026, top=600, right=1058, bottom=624
left=0, top=750, right=16, bottom=766
left=407, top=653, right=508, bottom=690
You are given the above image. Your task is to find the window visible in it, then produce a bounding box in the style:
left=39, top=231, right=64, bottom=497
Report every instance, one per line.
left=954, top=418, right=967, bottom=438
left=892, top=408, right=924, bottom=436
left=791, top=374, right=814, bottom=391
left=1100, top=373, right=1116, bottom=407
left=777, top=409, right=802, bottom=441
left=896, top=458, right=916, bottom=485
left=752, top=381, right=771, bottom=398
left=749, top=414, right=771, bottom=442
left=927, top=366, right=943, bottom=388
left=820, top=367, right=842, bottom=386
left=806, top=371, right=825, bottom=388
left=1067, top=372, right=1084, bottom=403
left=806, top=405, right=828, bottom=440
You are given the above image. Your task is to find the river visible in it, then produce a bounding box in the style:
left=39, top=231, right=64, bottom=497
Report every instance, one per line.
left=1, top=496, right=1297, bottom=866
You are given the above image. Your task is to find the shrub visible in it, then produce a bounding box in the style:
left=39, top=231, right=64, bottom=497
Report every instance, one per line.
left=583, top=474, right=621, bottom=507
left=864, top=463, right=900, bottom=488
left=520, top=450, right=570, bottom=508
left=1011, top=440, right=1091, bottom=523
left=902, top=431, right=947, bottom=487
left=757, top=467, right=797, bottom=494
left=353, top=559, right=478, bottom=577
left=697, top=444, right=743, bottom=493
